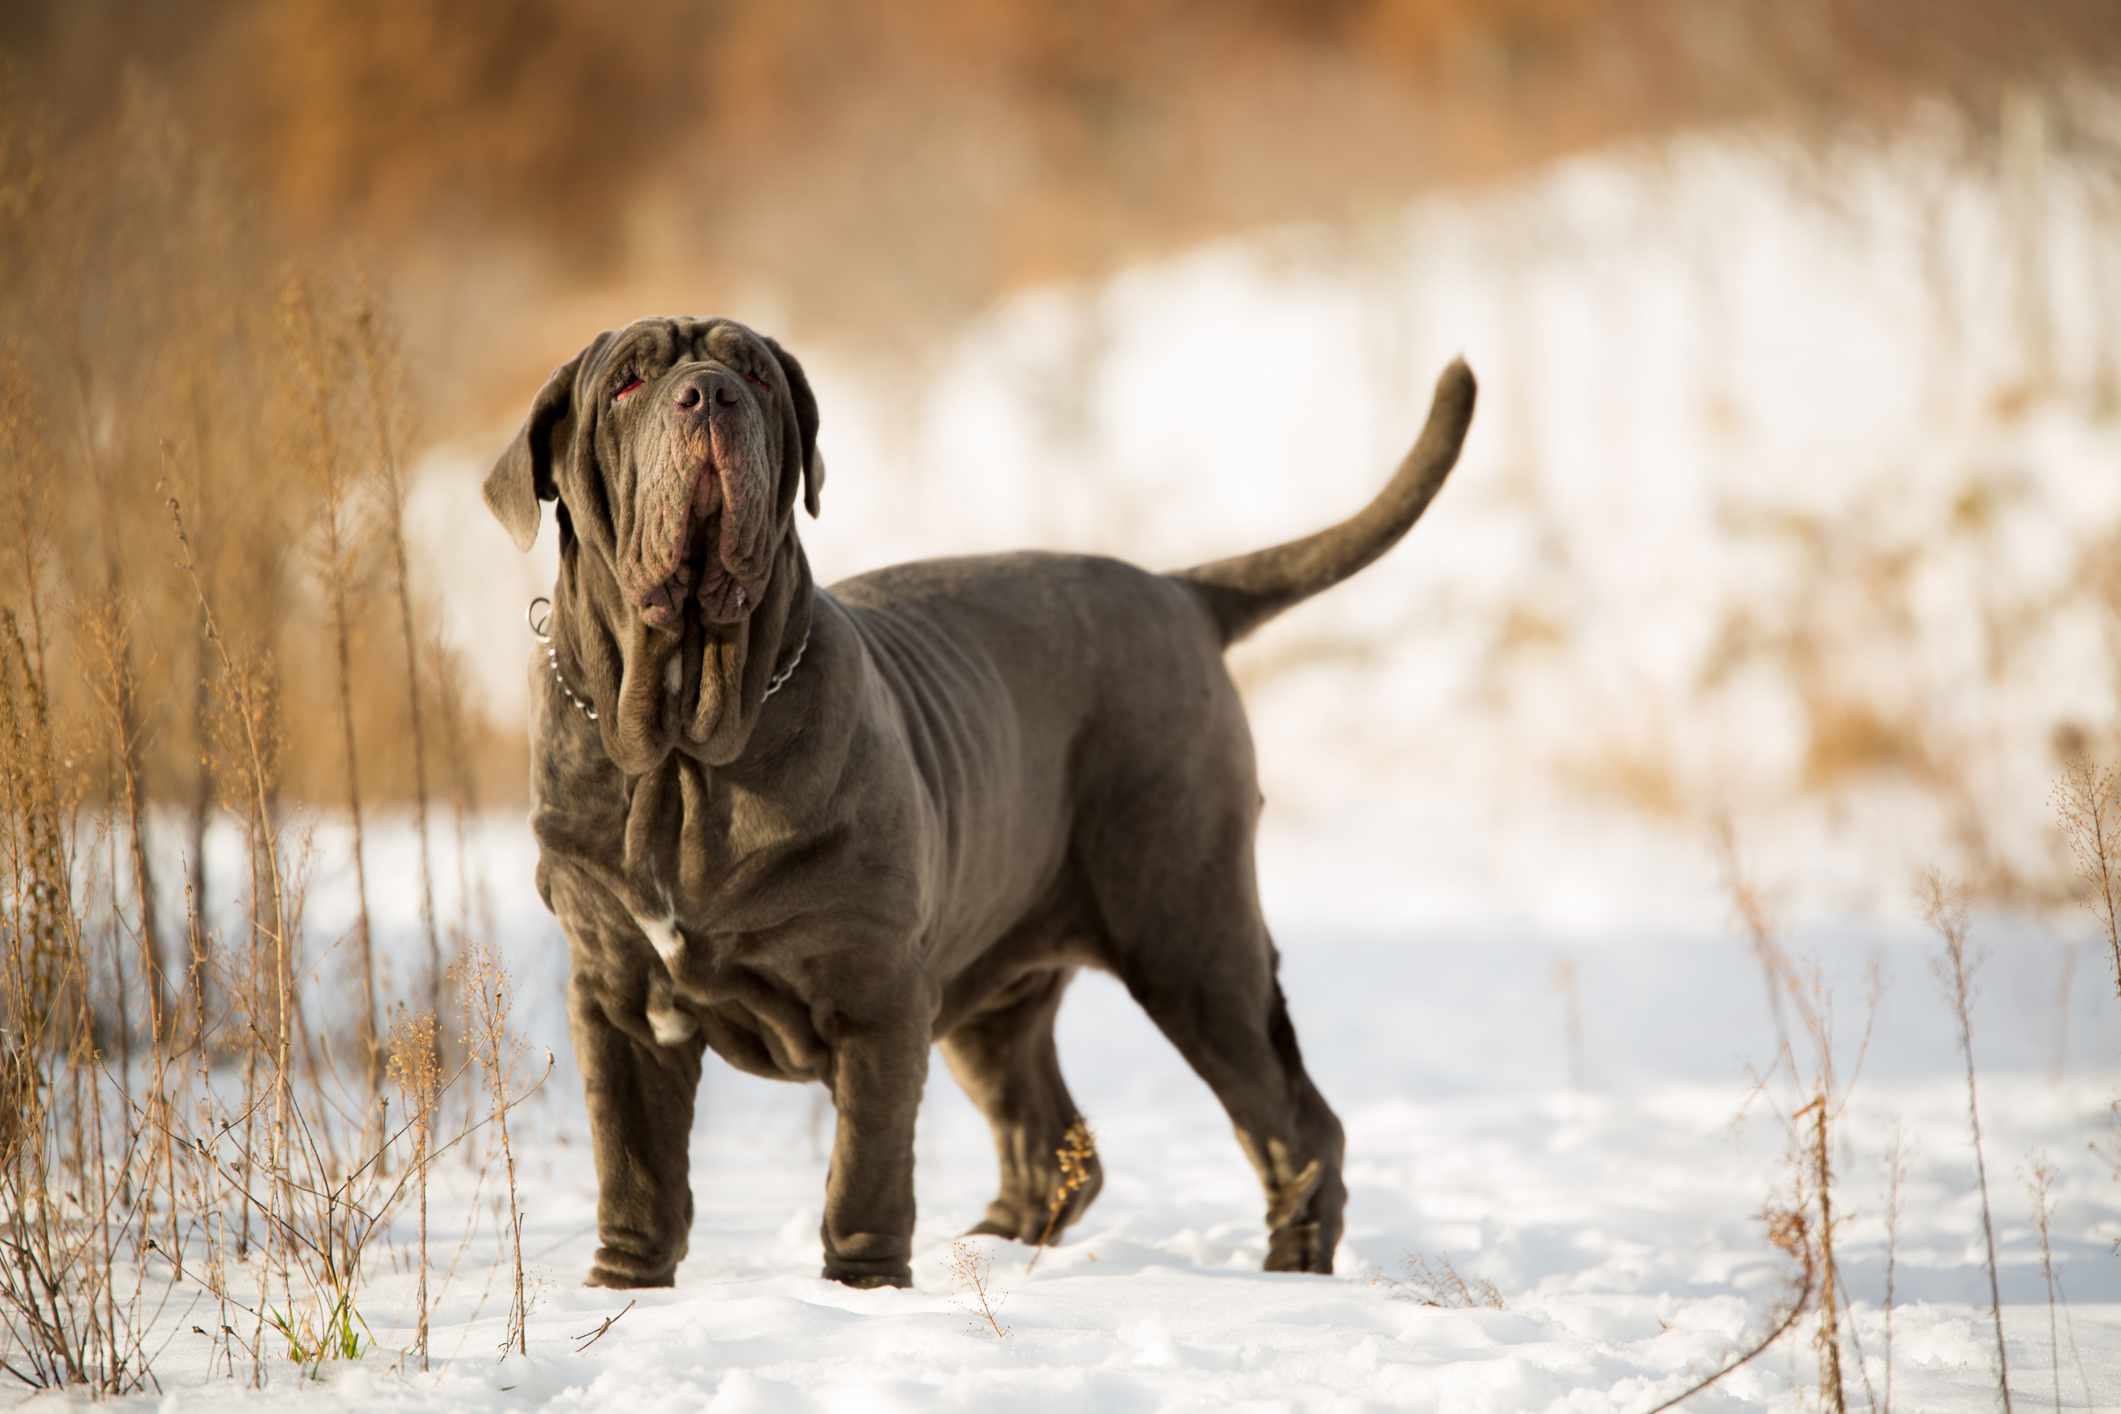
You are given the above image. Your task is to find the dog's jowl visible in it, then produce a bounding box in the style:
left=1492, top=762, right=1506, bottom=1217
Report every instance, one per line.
left=486, top=316, right=1476, bottom=1289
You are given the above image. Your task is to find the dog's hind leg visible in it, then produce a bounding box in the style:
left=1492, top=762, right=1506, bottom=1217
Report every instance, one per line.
left=1119, top=926, right=1346, bottom=1273
left=940, top=967, right=1103, bottom=1245
left=1083, top=794, right=1347, bottom=1274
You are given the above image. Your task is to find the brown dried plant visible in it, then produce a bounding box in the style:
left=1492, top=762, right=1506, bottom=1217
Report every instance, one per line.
left=1645, top=1203, right=1816, bottom=1414
left=948, top=1240, right=1009, bottom=1339
left=1398, top=1254, right=1506, bottom=1310
left=429, top=631, right=492, bottom=994
left=2053, top=756, right=2120, bottom=994
left=354, top=282, right=444, bottom=1028
left=81, top=587, right=168, bottom=1047
left=2025, top=1155, right=2061, bottom=1414
left=2024, top=1155, right=2093, bottom=1412
left=457, top=943, right=536, bottom=1357
left=1713, top=834, right=1884, bottom=1414
left=1793, top=1095, right=1848, bottom=1414
left=1921, top=872, right=2011, bottom=1414
left=387, top=1012, right=443, bottom=1372
left=1025, top=1117, right=1096, bottom=1274
left=280, top=275, right=383, bottom=1128
left=1882, top=1123, right=1905, bottom=1414
left=1714, top=818, right=1794, bottom=1065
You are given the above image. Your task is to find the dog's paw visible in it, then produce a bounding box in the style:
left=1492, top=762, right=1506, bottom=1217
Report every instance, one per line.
left=821, top=1261, right=912, bottom=1290
left=964, top=1200, right=1046, bottom=1244
left=585, top=1265, right=675, bottom=1289
left=1263, top=1221, right=1333, bottom=1274
left=585, top=1246, right=677, bottom=1289
left=967, top=1159, right=1105, bottom=1246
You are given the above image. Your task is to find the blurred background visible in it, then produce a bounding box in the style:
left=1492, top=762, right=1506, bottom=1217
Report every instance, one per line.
left=4, top=0, right=2121, bottom=951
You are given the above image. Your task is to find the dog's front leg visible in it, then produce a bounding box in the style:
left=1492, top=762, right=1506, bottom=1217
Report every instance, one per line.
left=571, top=973, right=703, bottom=1288
left=819, top=1017, right=928, bottom=1289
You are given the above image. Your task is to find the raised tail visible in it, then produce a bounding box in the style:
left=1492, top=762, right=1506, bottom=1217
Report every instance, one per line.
left=1173, top=358, right=1476, bottom=646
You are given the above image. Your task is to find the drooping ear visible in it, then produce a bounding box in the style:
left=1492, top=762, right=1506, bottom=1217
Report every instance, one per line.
left=484, top=344, right=595, bottom=551
left=764, top=335, right=825, bottom=518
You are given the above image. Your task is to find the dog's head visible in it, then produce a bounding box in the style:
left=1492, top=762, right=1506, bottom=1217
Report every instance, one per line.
left=486, top=316, right=824, bottom=771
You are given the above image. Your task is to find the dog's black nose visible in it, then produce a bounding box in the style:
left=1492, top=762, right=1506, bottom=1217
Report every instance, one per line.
left=672, top=369, right=742, bottom=414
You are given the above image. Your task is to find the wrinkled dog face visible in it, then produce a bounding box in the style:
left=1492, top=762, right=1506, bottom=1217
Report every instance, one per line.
left=592, top=320, right=800, bottom=628
left=485, top=316, right=823, bottom=768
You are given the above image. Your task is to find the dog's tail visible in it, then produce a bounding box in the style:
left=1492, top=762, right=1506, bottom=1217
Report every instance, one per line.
left=1172, top=358, right=1476, bottom=647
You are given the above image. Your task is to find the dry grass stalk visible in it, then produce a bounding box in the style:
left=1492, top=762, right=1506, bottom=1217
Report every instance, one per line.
left=2022, top=1155, right=2094, bottom=1410
left=948, top=1240, right=1009, bottom=1339
left=387, top=1012, right=442, bottom=1372
left=1883, top=1123, right=1905, bottom=1414
left=280, top=277, right=382, bottom=1123
left=1712, top=838, right=1883, bottom=1414
left=354, top=286, right=443, bottom=1027
left=1644, top=1204, right=1816, bottom=1414
left=182, top=453, right=218, bottom=1034
left=0, top=353, right=53, bottom=692
left=1921, top=872, right=2011, bottom=1413
left=1795, top=1096, right=1847, bottom=1414
left=1793, top=952, right=1883, bottom=1414
left=2053, top=756, right=2120, bottom=994
left=92, top=806, right=137, bottom=1108
left=1714, top=818, right=1794, bottom=1065
left=1025, top=1118, right=1096, bottom=1274
left=429, top=632, right=487, bottom=1043
left=572, top=1298, right=635, bottom=1354
left=83, top=589, right=168, bottom=1047
left=183, top=886, right=241, bottom=1381
left=458, top=942, right=532, bottom=1356
left=2025, top=1155, right=2061, bottom=1414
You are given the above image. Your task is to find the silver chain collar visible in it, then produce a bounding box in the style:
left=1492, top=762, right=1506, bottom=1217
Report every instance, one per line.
left=527, top=597, right=810, bottom=725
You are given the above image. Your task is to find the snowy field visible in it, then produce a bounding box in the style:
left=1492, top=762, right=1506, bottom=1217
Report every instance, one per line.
left=66, top=814, right=2119, bottom=1414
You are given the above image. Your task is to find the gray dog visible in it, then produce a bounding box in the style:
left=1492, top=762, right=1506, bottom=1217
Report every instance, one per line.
left=484, top=317, right=1475, bottom=1289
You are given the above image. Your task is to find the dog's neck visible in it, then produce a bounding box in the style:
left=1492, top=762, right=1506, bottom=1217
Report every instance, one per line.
left=548, top=531, right=818, bottom=776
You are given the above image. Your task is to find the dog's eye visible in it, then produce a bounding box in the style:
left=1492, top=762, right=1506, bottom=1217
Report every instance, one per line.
left=743, top=369, right=772, bottom=393
left=612, top=374, right=644, bottom=403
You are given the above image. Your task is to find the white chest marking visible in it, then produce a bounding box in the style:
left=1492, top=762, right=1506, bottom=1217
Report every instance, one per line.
left=646, top=998, right=697, bottom=1045
left=632, top=909, right=685, bottom=968
left=644, top=974, right=697, bottom=1045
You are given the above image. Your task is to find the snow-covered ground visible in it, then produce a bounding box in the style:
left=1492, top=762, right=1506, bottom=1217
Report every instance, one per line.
left=61, top=812, right=2116, bottom=1413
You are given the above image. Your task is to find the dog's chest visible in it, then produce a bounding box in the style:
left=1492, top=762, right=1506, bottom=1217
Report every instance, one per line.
left=635, top=926, right=830, bottom=1082
left=540, top=744, right=823, bottom=925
